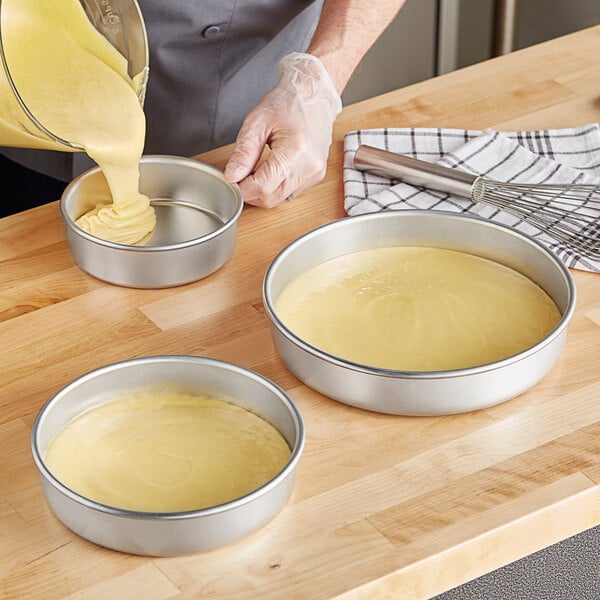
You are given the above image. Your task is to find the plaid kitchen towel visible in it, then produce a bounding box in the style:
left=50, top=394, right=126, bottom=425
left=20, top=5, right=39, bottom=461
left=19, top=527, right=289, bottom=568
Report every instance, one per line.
left=343, top=124, right=600, bottom=271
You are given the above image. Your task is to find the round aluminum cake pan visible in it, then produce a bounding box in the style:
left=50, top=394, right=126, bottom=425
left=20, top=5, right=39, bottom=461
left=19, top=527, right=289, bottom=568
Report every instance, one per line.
left=263, top=211, right=576, bottom=416
left=31, top=355, right=304, bottom=556
left=60, top=155, right=243, bottom=288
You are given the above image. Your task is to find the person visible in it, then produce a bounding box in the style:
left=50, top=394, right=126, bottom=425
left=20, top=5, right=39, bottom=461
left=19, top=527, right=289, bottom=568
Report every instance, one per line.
left=0, top=0, right=405, bottom=216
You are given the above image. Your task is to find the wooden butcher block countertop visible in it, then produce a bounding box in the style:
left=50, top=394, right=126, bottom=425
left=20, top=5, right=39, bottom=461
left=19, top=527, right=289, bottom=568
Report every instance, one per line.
left=1, top=25, right=599, bottom=600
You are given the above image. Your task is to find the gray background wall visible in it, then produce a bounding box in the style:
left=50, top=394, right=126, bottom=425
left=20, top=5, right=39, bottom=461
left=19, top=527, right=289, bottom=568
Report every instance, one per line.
left=342, top=0, right=600, bottom=105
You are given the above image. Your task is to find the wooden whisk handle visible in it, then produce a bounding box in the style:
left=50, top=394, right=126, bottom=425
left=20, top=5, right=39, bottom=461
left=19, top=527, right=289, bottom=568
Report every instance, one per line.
left=353, top=145, right=477, bottom=200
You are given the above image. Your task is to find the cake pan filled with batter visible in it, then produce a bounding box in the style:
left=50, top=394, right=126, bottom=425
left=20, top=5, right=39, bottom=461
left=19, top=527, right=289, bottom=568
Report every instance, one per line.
left=60, top=156, right=243, bottom=288
left=263, top=211, right=575, bottom=415
left=31, top=355, right=304, bottom=556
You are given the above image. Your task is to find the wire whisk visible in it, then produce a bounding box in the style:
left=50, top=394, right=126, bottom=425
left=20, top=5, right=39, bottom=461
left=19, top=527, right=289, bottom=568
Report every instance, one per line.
left=353, top=145, right=600, bottom=260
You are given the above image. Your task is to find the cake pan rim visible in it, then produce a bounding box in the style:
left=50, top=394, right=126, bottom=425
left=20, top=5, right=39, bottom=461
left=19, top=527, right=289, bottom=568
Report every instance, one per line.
left=59, top=154, right=243, bottom=251
left=262, top=210, right=576, bottom=380
left=31, top=355, right=305, bottom=522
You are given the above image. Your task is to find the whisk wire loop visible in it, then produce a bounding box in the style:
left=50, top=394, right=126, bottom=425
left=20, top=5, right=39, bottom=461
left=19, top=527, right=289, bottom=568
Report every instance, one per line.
left=473, top=179, right=600, bottom=259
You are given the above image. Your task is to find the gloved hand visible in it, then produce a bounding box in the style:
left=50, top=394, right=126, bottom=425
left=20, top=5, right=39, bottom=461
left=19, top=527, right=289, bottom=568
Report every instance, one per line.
left=224, top=52, right=342, bottom=208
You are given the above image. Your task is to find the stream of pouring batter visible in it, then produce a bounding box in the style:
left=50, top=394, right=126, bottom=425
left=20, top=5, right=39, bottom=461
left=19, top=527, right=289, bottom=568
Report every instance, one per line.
left=1, top=0, right=155, bottom=244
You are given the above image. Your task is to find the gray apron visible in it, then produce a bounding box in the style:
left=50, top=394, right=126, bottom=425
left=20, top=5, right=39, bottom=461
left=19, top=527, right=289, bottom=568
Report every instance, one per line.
left=1, top=0, right=323, bottom=181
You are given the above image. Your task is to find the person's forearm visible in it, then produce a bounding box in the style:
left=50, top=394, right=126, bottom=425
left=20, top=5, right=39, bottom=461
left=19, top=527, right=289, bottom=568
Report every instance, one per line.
left=306, top=0, right=406, bottom=94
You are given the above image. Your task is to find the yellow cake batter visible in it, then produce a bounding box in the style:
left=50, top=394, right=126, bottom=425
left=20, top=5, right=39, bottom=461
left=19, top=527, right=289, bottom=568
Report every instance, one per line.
left=274, top=246, right=561, bottom=371
left=0, top=0, right=155, bottom=244
left=44, top=393, right=291, bottom=512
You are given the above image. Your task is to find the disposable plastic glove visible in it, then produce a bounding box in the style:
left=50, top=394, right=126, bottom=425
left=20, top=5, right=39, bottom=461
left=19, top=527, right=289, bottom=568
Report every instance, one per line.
left=224, top=52, right=342, bottom=208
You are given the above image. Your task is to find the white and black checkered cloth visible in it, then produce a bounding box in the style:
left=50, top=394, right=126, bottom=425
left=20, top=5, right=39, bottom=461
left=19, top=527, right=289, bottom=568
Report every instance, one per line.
left=343, top=124, right=600, bottom=272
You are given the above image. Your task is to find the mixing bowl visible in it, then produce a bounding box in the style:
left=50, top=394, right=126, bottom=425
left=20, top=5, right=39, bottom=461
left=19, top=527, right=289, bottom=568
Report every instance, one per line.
left=263, top=211, right=576, bottom=416
left=31, top=355, right=304, bottom=556
left=60, top=155, right=243, bottom=288
left=0, top=0, right=148, bottom=148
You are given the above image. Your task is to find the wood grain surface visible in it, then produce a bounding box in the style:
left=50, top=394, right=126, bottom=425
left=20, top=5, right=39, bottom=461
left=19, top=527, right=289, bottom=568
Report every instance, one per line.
left=1, top=25, right=599, bottom=600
